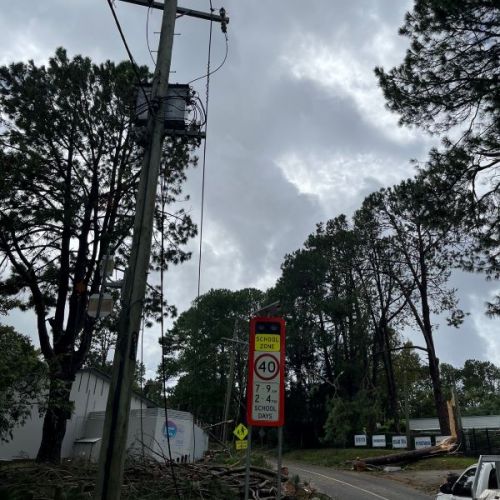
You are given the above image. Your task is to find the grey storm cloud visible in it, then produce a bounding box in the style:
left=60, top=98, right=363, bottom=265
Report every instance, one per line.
left=1, top=0, right=498, bottom=376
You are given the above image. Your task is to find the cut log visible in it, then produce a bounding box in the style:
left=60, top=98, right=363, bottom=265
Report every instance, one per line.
left=353, top=437, right=457, bottom=468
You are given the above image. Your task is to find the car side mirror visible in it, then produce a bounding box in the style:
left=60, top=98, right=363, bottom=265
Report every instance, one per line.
left=439, top=483, right=452, bottom=494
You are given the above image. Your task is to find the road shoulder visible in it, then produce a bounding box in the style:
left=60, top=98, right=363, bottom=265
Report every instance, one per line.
left=371, top=468, right=464, bottom=496
left=282, top=460, right=433, bottom=499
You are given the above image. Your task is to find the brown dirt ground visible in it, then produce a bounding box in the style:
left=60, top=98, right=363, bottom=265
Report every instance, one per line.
left=372, top=469, right=463, bottom=496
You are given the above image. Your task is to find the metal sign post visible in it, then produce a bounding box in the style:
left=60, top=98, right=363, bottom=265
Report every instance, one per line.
left=243, top=425, right=252, bottom=500
left=277, top=426, right=283, bottom=500
left=245, top=316, right=286, bottom=499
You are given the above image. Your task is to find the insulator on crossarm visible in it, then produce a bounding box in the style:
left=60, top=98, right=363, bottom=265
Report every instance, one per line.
left=220, top=7, right=228, bottom=33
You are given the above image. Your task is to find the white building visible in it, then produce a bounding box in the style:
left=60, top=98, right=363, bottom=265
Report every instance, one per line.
left=0, top=368, right=208, bottom=462
left=410, top=415, right=500, bottom=432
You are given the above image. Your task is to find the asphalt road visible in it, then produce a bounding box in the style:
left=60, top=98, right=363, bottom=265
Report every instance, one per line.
left=283, top=461, right=433, bottom=500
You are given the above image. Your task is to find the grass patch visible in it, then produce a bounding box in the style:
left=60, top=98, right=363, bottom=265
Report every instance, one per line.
left=405, top=455, right=477, bottom=471
left=284, top=448, right=478, bottom=471
left=284, top=448, right=400, bottom=468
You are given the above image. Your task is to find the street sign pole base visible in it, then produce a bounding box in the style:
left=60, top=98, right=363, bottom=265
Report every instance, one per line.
left=277, top=426, right=283, bottom=500
left=244, top=425, right=252, bottom=500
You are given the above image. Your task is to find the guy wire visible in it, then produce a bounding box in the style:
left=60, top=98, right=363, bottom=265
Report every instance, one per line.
left=192, top=0, right=215, bottom=461
left=196, top=2, right=214, bottom=301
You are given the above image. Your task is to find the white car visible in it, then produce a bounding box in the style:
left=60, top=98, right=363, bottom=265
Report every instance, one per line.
left=436, top=457, right=499, bottom=500
left=436, top=464, right=477, bottom=499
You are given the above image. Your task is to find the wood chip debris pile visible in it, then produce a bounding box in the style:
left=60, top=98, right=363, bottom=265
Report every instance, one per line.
left=0, top=459, right=327, bottom=499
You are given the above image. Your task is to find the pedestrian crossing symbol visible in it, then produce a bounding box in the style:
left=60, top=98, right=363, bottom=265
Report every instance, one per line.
left=233, top=423, right=248, bottom=441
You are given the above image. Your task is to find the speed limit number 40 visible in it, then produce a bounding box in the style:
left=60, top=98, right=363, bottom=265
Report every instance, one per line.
left=247, top=317, right=285, bottom=427
left=254, top=354, right=279, bottom=380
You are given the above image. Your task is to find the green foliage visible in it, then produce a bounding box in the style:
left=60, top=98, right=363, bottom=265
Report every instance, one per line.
left=375, top=0, right=499, bottom=314
left=0, top=48, right=198, bottom=460
left=0, top=324, right=47, bottom=442
left=273, top=183, right=464, bottom=439
left=393, top=344, right=437, bottom=418
left=84, top=314, right=118, bottom=375
left=142, top=377, right=164, bottom=406
left=393, top=351, right=500, bottom=418
left=271, top=215, right=382, bottom=445
left=360, top=177, right=468, bottom=434
left=375, top=0, right=498, bottom=132
left=454, top=360, right=500, bottom=414
left=162, top=288, right=264, bottom=426
left=0, top=47, right=197, bottom=351
left=323, top=391, right=380, bottom=447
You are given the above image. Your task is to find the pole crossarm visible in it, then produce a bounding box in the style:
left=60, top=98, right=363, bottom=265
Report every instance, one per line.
left=119, top=0, right=230, bottom=24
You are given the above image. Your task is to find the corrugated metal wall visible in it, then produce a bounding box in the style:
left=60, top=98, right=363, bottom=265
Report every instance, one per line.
left=410, top=415, right=500, bottom=431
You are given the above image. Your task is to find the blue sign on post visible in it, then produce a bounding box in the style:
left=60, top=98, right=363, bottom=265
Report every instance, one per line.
left=164, top=420, right=177, bottom=438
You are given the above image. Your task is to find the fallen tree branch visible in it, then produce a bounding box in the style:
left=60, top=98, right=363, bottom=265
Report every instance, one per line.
left=352, top=437, right=458, bottom=468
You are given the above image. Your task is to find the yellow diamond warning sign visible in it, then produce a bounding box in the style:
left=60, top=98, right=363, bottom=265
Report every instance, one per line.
left=235, top=440, right=248, bottom=450
left=233, top=423, right=248, bottom=441
left=255, top=334, right=280, bottom=352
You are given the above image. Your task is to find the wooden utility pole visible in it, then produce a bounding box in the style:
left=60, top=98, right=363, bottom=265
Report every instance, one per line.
left=94, top=2, right=229, bottom=499
left=94, top=2, right=178, bottom=498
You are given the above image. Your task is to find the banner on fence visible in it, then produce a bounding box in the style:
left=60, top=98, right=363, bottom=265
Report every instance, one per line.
left=392, top=436, right=408, bottom=449
left=415, top=436, right=432, bottom=449
left=372, top=435, right=386, bottom=448
left=354, top=435, right=367, bottom=446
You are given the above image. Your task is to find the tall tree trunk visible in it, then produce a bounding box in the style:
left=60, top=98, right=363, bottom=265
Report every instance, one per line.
left=419, top=247, right=451, bottom=436
left=318, top=311, right=334, bottom=383
left=381, top=322, right=400, bottom=432
left=36, top=376, right=74, bottom=463
left=394, top=227, right=452, bottom=436
left=372, top=325, right=382, bottom=387
left=427, top=344, right=450, bottom=435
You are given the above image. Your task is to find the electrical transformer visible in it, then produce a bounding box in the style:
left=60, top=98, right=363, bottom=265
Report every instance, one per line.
left=135, top=84, right=190, bottom=130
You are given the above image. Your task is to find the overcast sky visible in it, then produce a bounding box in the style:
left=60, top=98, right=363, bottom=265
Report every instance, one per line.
left=2, top=0, right=498, bottom=378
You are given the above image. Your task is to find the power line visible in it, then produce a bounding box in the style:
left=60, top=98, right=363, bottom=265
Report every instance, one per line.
left=196, top=9, right=214, bottom=301
left=187, top=32, right=229, bottom=85
left=159, top=167, right=180, bottom=497
left=146, top=5, right=157, bottom=65
left=192, top=0, right=215, bottom=460
left=107, top=0, right=139, bottom=68
left=107, top=0, right=153, bottom=112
